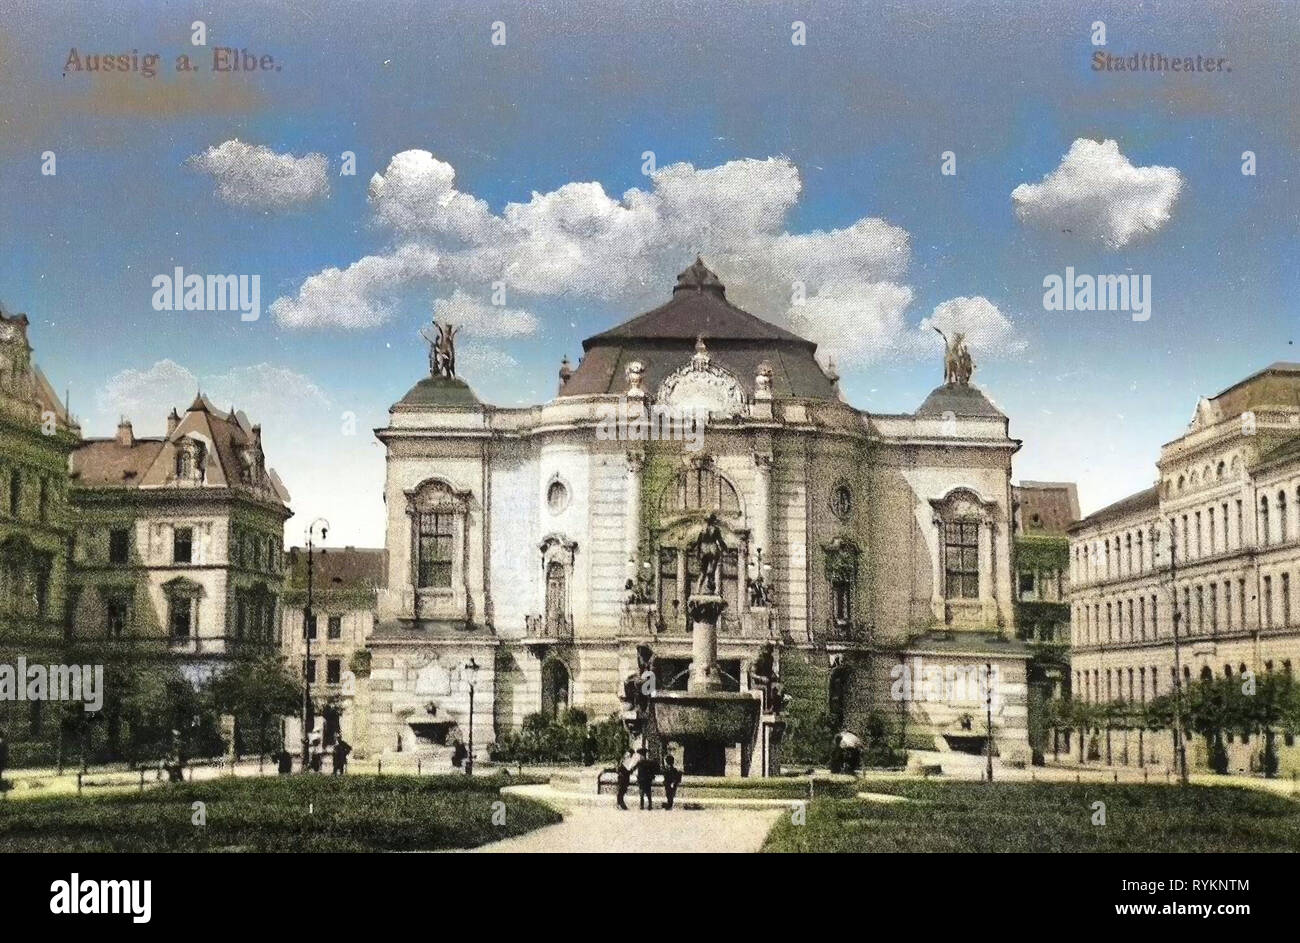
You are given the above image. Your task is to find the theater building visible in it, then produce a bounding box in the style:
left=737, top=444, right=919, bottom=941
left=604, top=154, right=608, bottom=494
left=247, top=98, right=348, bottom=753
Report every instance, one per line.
left=369, top=260, right=1030, bottom=766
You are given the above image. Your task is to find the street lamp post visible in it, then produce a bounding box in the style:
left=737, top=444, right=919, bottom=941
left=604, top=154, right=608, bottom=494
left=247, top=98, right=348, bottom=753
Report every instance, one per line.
left=985, top=661, right=994, bottom=783
left=463, top=657, right=480, bottom=776
left=301, top=518, right=329, bottom=773
left=1150, top=522, right=1189, bottom=786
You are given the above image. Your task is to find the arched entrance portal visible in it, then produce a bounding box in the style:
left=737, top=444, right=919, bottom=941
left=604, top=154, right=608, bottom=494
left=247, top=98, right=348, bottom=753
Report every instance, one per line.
left=541, top=658, right=571, bottom=719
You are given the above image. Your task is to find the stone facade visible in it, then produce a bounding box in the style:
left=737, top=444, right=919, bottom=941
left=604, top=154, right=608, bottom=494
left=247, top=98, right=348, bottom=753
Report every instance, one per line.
left=0, top=310, right=81, bottom=763
left=280, top=546, right=383, bottom=757
left=370, top=261, right=1030, bottom=768
left=68, top=396, right=292, bottom=684
left=1068, top=363, right=1300, bottom=773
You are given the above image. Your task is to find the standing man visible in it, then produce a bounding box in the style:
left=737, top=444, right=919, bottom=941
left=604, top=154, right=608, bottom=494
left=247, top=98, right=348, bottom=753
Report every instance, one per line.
left=636, top=747, right=657, bottom=811
left=332, top=738, right=352, bottom=775
left=662, top=754, right=682, bottom=810
left=615, top=748, right=637, bottom=810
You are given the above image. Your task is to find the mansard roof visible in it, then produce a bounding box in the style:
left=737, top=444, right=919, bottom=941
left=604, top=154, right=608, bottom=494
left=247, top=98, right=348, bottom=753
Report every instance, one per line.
left=71, top=397, right=290, bottom=506
left=561, top=258, right=837, bottom=399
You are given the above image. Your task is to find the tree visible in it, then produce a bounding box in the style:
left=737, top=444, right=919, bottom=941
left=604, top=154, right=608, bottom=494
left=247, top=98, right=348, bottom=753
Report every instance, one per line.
left=209, top=655, right=302, bottom=759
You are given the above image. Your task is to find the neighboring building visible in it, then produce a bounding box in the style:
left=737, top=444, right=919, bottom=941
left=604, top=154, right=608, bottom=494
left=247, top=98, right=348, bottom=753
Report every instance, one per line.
left=0, top=309, right=80, bottom=764
left=1069, top=363, right=1300, bottom=774
left=68, top=395, right=292, bottom=687
left=281, top=546, right=383, bottom=757
left=1012, top=481, right=1078, bottom=760
left=370, top=259, right=1029, bottom=769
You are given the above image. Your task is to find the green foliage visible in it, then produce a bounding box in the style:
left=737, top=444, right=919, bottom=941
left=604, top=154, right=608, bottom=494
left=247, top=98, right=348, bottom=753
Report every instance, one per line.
left=209, top=655, right=303, bottom=757
left=859, top=710, right=906, bottom=767
left=490, top=711, right=625, bottom=765
left=0, top=774, right=559, bottom=852
left=762, top=781, right=1300, bottom=853
left=780, top=653, right=833, bottom=766
left=1050, top=674, right=1300, bottom=777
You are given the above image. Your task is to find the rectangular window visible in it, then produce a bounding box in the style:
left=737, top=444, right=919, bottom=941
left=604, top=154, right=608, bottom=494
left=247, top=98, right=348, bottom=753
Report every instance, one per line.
left=1208, top=508, right=1215, bottom=554
left=304, top=659, right=317, bottom=683
left=831, top=579, right=853, bottom=623
left=1285, top=573, right=1293, bottom=627
left=416, top=512, right=454, bottom=588
left=169, top=597, right=193, bottom=638
left=327, top=615, right=342, bottom=640
left=1209, top=583, right=1218, bottom=634
left=1018, top=571, right=1035, bottom=596
left=106, top=598, right=128, bottom=638
left=173, top=527, right=193, bottom=564
left=1224, top=581, right=1233, bottom=630
left=1240, top=578, right=1247, bottom=627
left=1264, top=575, right=1274, bottom=628
left=326, top=658, right=341, bottom=684
left=943, top=521, right=979, bottom=599
left=109, top=528, right=129, bottom=565
left=304, top=613, right=317, bottom=640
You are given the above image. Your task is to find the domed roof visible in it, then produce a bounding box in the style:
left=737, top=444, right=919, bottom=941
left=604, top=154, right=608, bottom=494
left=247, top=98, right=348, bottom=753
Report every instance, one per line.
left=561, top=258, right=837, bottom=399
left=396, top=374, right=481, bottom=407
left=916, top=382, right=1004, bottom=419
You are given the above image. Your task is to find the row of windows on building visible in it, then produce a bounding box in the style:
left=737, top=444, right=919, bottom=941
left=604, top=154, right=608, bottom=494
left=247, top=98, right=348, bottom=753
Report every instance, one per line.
left=303, top=657, right=345, bottom=685
left=163, top=593, right=278, bottom=642
left=1076, top=570, right=1300, bottom=647
left=303, top=613, right=348, bottom=642
left=2, top=466, right=53, bottom=524
left=1077, top=491, right=1300, bottom=586
left=0, top=556, right=51, bottom=618
left=1075, top=660, right=1294, bottom=703
left=101, top=525, right=281, bottom=571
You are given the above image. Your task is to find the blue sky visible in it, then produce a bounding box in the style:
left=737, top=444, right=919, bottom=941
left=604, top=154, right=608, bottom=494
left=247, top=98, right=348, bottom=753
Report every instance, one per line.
left=2, top=0, right=1297, bottom=544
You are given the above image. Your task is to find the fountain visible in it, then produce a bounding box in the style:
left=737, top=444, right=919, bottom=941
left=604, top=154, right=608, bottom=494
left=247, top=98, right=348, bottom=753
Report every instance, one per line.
left=644, top=514, right=763, bottom=775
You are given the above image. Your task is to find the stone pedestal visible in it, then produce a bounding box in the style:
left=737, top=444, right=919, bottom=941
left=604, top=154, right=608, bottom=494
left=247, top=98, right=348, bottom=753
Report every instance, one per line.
left=687, top=594, right=726, bottom=692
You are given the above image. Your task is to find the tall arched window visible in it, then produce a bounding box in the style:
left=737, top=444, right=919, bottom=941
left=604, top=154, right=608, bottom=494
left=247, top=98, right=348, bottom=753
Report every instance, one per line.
left=658, top=460, right=742, bottom=518
left=1279, top=491, right=1288, bottom=542
left=1260, top=496, right=1271, bottom=546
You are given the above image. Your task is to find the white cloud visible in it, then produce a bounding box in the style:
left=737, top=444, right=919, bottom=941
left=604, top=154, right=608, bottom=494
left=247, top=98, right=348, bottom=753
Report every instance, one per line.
left=431, top=289, right=538, bottom=338
left=455, top=342, right=520, bottom=376
left=787, top=282, right=915, bottom=367
left=1011, top=138, right=1183, bottom=249
left=96, top=360, right=330, bottom=433
left=269, top=244, right=440, bottom=329
left=273, top=152, right=1024, bottom=368
left=94, top=360, right=382, bottom=546
left=188, top=139, right=330, bottom=210
left=918, top=296, right=1026, bottom=357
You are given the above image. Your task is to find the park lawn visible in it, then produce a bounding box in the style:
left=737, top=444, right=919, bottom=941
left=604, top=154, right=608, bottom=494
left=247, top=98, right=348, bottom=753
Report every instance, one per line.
left=0, top=773, right=560, bottom=852
left=763, top=780, right=1300, bottom=853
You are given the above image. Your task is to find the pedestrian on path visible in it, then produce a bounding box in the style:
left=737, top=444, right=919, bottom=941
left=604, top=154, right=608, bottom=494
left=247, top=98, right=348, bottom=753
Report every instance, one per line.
left=636, top=747, right=657, bottom=810
left=332, top=738, right=352, bottom=775
left=662, top=754, right=681, bottom=810
left=616, top=748, right=637, bottom=810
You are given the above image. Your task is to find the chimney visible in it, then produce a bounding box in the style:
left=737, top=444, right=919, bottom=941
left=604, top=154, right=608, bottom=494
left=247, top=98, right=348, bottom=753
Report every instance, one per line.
left=166, top=408, right=180, bottom=436
left=115, top=419, right=134, bottom=447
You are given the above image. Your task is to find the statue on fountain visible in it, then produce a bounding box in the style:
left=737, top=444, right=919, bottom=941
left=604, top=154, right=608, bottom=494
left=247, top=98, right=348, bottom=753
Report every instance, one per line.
left=689, top=512, right=727, bottom=596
